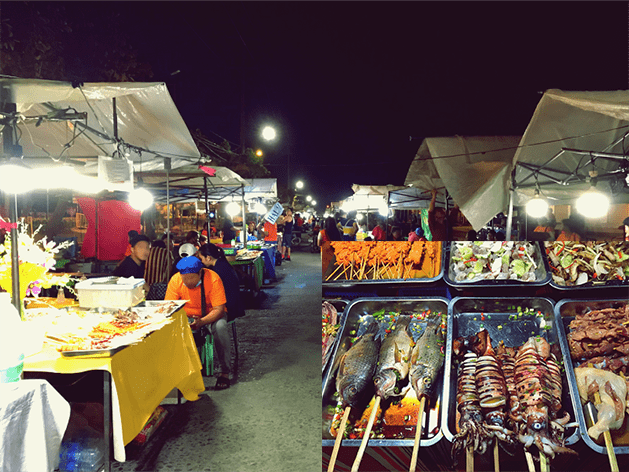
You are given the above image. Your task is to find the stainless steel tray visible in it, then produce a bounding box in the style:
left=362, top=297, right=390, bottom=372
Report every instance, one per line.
left=322, top=297, right=450, bottom=448
left=554, top=298, right=629, bottom=454
left=322, top=242, right=445, bottom=289
left=444, top=241, right=551, bottom=289
left=443, top=297, right=580, bottom=448
left=322, top=299, right=350, bottom=376
left=545, top=242, right=629, bottom=291
left=60, top=345, right=127, bottom=358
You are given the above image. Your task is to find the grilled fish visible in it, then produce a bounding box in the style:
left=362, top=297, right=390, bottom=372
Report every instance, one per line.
left=373, top=316, right=413, bottom=399
left=336, top=321, right=381, bottom=408
left=409, top=318, right=445, bottom=399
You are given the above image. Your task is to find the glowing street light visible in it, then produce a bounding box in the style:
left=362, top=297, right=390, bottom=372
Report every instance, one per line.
left=525, top=190, right=549, bottom=218
left=306, top=195, right=312, bottom=202
left=256, top=149, right=263, bottom=157
left=296, top=181, right=304, bottom=190
left=129, top=188, right=154, bottom=211
left=226, top=202, right=241, bottom=217
left=312, top=200, right=317, bottom=206
left=261, top=126, right=276, bottom=141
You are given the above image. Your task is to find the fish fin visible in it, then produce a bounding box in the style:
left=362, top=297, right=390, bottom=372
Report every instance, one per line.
left=410, top=344, right=419, bottom=365
left=338, top=352, right=347, bottom=375
left=394, top=342, right=401, bottom=363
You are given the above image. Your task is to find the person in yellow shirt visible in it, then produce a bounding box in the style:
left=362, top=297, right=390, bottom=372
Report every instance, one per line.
left=165, top=256, right=231, bottom=389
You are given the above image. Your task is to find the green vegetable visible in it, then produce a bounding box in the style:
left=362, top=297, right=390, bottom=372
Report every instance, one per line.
left=467, top=272, right=476, bottom=279
left=618, top=252, right=629, bottom=262
left=560, top=255, right=573, bottom=268
left=502, top=253, right=510, bottom=266
left=459, top=246, right=473, bottom=260
left=473, top=260, right=484, bottom=273
left=511, top=259, right=527, bottom=277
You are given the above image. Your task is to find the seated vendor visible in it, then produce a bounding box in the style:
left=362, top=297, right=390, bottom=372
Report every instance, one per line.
left=113, top=234, right=150, bottom=279
left=165, top=256, right=232, bottom=389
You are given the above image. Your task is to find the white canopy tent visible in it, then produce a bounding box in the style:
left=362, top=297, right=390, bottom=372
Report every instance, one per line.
left=405, top=136, right=521, bottom=230
left=1, top=78, right=200, bottom=171
left=506, top=89, right=629, bottom=237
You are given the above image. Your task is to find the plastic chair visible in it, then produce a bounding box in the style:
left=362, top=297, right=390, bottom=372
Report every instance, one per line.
left=200, top=319, right=239, bottom=377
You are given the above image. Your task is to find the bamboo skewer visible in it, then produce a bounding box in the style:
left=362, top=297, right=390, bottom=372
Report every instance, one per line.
left=493, top=440, right=500, bottom=472
left=408, top=396, right=426, bottom=472
left=327, top=406, right=351, bottom=472
left=539, top=452, right=548, bottom=472
left=593, top=391, right=619, bottom=472
left=466, top=445, right=474, bottom=472
left=326, top=263, right=344, bottom=281
left=525, top=451, right=536, bottom=472
left=351, top=396, right=381, bottom=472
left=333, top=264, right=350, bottom=281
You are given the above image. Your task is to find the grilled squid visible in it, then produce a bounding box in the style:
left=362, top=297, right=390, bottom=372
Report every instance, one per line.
left=475, top=337, right=517, bottom=451
left=452, top=352, right=492, bottom=461
left=514, top=337, right=576, bottom=459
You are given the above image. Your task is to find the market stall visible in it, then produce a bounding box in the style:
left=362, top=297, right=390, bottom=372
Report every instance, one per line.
left=322, top=240, right=629, bottom=472
left=404, top=136, right=521, bottom=232
left=22, top=301, right=204, bottom=469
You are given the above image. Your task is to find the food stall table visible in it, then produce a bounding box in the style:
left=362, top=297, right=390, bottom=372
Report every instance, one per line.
left=22, top=308, right=204, bottom=470
left=0, top=379, right=71, bottom=472
left=229, top=255, right=264, bottom=293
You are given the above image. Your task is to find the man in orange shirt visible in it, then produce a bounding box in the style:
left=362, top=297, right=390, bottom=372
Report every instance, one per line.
left=165, top=256, right=231, bottom=388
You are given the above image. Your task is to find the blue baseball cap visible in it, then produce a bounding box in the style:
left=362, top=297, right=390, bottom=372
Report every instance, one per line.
left=176, top=256, right=204, bottom=274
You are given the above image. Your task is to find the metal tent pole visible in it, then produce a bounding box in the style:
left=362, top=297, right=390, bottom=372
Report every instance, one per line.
left=9, top=193, right=20, bottom=313
left=204, top=176, right=209, bottom=235
left=165, top=157, right=171, bottom=275
left=506, top=168, right=516, bottom=241
left=241, top=183, right=246, bottom=244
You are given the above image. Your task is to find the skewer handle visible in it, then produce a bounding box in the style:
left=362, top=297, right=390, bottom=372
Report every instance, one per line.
left=351, top=396, right=380, bottom=472
left=593, top=390, right=619, bottom=472
left=493, top=439, right=500, bottom=472
left=525, top=451, right=536, bottom=472
left=466, top=445, right=474, bottom=472
left=539, top=452, right=548, bottom=472
left=408, top=396, right=426, bottom=472
left=327, top=406, right=351, bottom=472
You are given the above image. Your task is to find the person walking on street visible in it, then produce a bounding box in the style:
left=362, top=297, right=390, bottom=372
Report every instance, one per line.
left=281, top=207, right=294, bottom=261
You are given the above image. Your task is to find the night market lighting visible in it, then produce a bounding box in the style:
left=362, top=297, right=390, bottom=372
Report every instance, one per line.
left=256, top=149, right=263, bottom=157
left=525, top=189, right=548, bottom=218
left=253, top=202, right=267, bottom=214
left=261, top=126, right=276, bottom=141
left=312, top=200, right=317, bottom=206
left=576, top=187, right=609, bottom=218
left=306, top=195, right=312, bottom=202
left=296, top=181, right=304, bottom=190
left=226, top=202, right=241, bottom=217
left=129, top=187, right=154, bottom=211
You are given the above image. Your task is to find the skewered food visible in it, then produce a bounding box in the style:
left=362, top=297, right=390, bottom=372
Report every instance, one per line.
left=514, top=336, right=575, bottom=458
left=322, top=301, right=340, bottom=368
left=450, top=241, right=541, bottom=282
left=325, top=241, right=440, bottom=281
left=574, top=367, right=629, bottom=441
left=373, top=316, right=414, bottom=399
left=335, top=322, right=381, bottom=409
left=409, top=318, right=445, bottom=401
left=545, top=241, right=629, bottom=286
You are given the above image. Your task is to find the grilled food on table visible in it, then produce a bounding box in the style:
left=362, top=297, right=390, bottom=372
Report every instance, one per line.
left=373, top=315, right=414, bottom=399
left=574, top=367, right=629, bottom=441
left=545, top=241, right=629, bottom=286
left=452, top=331, right=576, bottom=464
left=326, top=241, right=440, bottom=281
left=322, top=301, right=340, bottom=368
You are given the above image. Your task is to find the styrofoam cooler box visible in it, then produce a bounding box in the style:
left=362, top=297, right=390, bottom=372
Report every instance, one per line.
left=75, top=277, right=145, bottom=308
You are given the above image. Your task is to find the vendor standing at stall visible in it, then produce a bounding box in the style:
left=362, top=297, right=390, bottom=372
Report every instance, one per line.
left=222, top=217, right=238, bottom=244
left=165, top=256, right=231, bottom=389
left=428, top=188, right=448, bottom=240
left=114, top=234, right=150, bottom=279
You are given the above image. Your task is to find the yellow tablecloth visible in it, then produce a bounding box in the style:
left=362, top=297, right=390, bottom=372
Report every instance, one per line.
left=23, top=308, right=204, bottom=462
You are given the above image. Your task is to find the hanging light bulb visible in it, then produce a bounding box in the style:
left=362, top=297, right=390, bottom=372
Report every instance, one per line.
left=576, top=187, right=609, bottom=218
left=129, top=187, right=153, bottom=211
left=525, top=189, right=548, bottom=218
left=226, top=201, right=241, bottom=216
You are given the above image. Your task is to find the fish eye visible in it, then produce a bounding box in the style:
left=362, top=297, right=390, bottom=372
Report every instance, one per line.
left=349, top=386, right=357, bottom=394
left=533, top=422, right=543, bottom=430
left=423, top=377, right=432, bottom=385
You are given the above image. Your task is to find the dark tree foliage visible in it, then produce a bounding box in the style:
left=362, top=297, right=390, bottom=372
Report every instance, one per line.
left=0, top=2, right=153, bottom=82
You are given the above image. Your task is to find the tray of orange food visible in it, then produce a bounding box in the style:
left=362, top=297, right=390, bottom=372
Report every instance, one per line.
left=322, top=241, right=444, bottom=288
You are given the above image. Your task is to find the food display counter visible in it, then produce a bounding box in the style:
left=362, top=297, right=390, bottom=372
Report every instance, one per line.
left=22, top=303, right=205, bottom=470
left=322, top=241, right=629, bottom=472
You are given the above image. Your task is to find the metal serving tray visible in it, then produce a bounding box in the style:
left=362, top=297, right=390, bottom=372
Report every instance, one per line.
left=322, top=242, right=445, bottom=289
left=444, top=241, right=551, bottom=290
left=554, top=298, right=629, bottom=454
left=322, top=299, right=350, bottom=377
left=544, top=242, right=629, bottom=291
left=443, top=297, right=580, bottom=448
left=322, top=297, right=450, bottom=448
left=60, top=345, right=127, bottom=358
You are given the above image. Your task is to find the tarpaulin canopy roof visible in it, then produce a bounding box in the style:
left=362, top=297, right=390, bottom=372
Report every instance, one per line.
left=350, top=184, right=449, bottom=209
left=139, top=165, right=249, bottom=203
left=405, top=136, right=521, bottom=230
left=511, top=89, right=629, bottom=206
left=0, top=78, right=200, bottom=171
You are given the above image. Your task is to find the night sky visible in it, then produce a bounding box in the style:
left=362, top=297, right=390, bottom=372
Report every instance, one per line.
left=70, top=2, right=628, bottom=209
